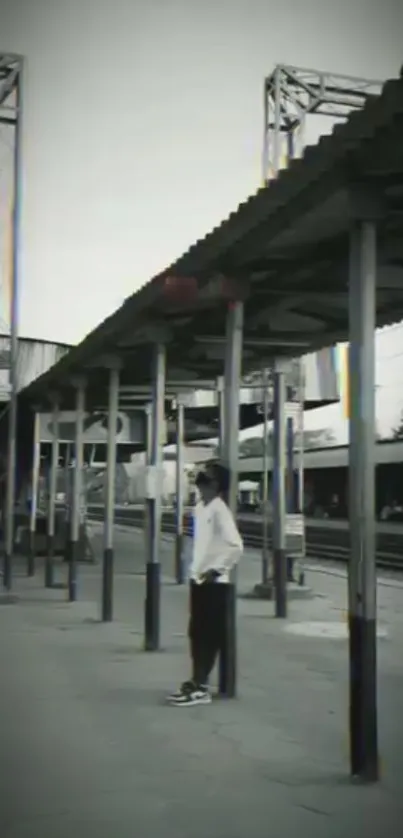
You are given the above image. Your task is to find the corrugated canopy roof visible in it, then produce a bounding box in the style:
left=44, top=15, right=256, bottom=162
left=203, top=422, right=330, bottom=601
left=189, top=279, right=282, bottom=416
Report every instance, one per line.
left=21, top=73, right=403, bottom=411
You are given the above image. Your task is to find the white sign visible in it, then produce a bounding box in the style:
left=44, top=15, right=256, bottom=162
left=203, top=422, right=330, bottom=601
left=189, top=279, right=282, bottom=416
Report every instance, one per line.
left=285, top=402, right=300, bottom=420
left=285, top=514, right=304, bottom=536
left=39, top=410, right=145, bottom=445
left=172, top=393, right=196, bottom=409
left=0, top=380, right=11, bottom=400
left=145, top=465, right=160, bottom=499
left=160, top=419, right=168, bottom=446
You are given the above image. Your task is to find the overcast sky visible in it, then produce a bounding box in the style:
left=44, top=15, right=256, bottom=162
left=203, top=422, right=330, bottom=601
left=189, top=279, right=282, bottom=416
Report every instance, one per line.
left=1, top=0, right=403, bottom=437
left=1, top=0, right=403, bottom=344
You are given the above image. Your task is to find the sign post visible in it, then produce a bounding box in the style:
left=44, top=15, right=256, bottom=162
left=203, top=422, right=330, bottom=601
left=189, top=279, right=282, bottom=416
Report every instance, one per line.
left=261, top=368, right=272, bottom=584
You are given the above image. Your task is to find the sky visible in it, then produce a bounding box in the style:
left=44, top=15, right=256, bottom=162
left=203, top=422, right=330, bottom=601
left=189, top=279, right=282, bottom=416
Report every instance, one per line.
left=198, top=324, right=403, bottom=445
left=303, top=326, right=403, bottom=443
left=1, top=0, right=403, bottom=437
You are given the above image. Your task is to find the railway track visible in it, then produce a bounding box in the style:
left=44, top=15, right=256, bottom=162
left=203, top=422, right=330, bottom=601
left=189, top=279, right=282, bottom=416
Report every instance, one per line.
left=88, top=506, right=403, bottom=572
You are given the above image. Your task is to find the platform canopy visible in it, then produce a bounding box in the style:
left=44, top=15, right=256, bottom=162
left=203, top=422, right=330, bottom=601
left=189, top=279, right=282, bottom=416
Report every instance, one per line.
left=21, top=74, right=403, bottom=412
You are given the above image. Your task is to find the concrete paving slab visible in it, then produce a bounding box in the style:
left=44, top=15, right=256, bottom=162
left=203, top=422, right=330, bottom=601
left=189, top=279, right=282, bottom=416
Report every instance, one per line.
left=1, top=527, right=403, bottom=836
left=284, top=621, right=389, bottom=639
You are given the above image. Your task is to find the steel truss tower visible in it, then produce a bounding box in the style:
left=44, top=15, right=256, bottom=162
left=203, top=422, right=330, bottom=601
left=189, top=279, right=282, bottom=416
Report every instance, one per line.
left=263, top=64, right=383, bottom=182
left=0, top=53, right=23, bottom=590
left=260, top=65, right=383, bottom=582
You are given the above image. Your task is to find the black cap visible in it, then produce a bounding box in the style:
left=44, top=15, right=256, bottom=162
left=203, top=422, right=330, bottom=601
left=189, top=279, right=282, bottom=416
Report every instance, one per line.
left=212, top=462, right=230, bottom=494
left=195, top=461, right=231, bottom=500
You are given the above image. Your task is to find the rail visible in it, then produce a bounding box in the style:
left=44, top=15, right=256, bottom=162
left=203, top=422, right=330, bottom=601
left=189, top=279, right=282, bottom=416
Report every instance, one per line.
left=87, top=506, right=403, bottom=572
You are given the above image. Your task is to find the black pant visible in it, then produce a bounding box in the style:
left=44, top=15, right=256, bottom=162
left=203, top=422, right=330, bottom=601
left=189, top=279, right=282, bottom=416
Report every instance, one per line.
left=189, top=580, right=228, bottom=686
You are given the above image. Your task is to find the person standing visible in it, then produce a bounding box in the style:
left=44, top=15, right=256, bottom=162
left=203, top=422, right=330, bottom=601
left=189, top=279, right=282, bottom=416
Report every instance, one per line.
left=168, top=462, right=243, bottom=706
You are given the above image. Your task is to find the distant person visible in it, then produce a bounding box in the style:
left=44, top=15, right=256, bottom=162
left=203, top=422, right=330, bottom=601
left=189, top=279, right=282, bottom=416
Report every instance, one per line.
left=328, top=493, right=340, bottom=518
left=380, top=502, right=392, bottom=521
left=381, top=499, right=402, bottom=521
left=168, top=462, right=243, bottom=707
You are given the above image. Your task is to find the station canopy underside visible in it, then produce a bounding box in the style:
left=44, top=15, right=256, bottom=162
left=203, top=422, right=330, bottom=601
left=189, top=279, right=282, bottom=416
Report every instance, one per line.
left=21, top=74, right=403, bottom=412
left=164, top=400, right=332, bottom=443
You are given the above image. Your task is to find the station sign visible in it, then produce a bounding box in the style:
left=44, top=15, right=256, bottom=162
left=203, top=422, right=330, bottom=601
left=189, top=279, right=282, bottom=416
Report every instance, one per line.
left=285, top=513, right=305, bottom=556
left=144, top=465, right=164, bottom=499
left=0, top=378, right=11, bottom=400
left=145, top=465, right=157, bottom=499
left=285, top=513, right=304, bottom=535
left=39, top=409, right=146, bottom=445
left=242, top=362, right=302, bottom=412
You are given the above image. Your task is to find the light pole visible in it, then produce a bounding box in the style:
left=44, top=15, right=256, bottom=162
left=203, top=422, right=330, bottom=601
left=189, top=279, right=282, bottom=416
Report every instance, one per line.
left=0, top=55, right=23, bottom=590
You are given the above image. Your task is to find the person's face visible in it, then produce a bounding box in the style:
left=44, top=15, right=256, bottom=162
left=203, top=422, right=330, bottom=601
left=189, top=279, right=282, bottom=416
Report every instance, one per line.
left=197, top=469, right=218, bottom=504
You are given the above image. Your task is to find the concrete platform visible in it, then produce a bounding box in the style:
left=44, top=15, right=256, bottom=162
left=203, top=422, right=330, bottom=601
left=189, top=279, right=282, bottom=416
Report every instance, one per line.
left=0, top=592, right=19, bottom=605
left=248, top=580, right=314, bottom=601
left=284, top=621, right=389, bottom=639
left=1, top=527, right=403, bottom=836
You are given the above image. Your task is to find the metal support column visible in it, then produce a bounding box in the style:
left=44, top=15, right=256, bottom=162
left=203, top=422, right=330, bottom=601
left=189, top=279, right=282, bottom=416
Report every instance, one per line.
left=143, top=403, right=153, bottom=556
left=261, top=368, right=270, bottom=584
left=286, top=415, right=294, bottom=513
left=348, top=219, right=378, bottom=782
left=297, top=361, right=306, bottom=585
left=45, top=397, right=59, bottom=588
left=298, top=113, right=306, bottom=159
left=3, top=62, right=23, bottom=592
left=144, top=344, right=166, bottom=651
left=175, top=396, right=185, bottom=584
left=272, top=363, right=287, bottom=618
left=68, top=380, right=85, bottom=602
left=286, top=413, right=295, bottom=583
left=272, top=66, right=281, bottom=177
left=28, top=410, right=40, bottom=577
left=63, top=443, right=71, bottom=556
left=102, top=365, right=120, bottom=621
left=286, top=131, right=294, bottom=162
left=297, top=361, right=305, bottom=514
left=218, top=301, right=243, bottom=698
left=217, top=377, right=225, bottom=457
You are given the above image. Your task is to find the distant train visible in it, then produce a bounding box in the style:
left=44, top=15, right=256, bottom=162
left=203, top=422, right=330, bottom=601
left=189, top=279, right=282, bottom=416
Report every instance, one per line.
left=239, top=439, right=403, bottom=521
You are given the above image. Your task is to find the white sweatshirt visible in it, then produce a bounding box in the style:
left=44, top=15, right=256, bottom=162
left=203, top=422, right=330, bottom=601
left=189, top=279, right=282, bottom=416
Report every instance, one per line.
left=189, top=496, right=243, bottom=585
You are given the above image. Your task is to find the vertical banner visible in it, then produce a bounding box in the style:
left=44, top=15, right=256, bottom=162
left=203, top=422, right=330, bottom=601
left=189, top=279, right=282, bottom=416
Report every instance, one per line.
left=337, top=344, right=350, bottom=419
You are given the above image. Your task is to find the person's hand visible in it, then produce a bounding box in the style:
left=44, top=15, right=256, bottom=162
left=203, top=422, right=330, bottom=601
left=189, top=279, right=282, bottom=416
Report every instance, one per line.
left=200, top=569, right=221, bottom=583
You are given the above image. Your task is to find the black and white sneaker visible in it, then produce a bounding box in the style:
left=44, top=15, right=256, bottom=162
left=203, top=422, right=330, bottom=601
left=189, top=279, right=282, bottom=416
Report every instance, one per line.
left=170, top=685, right=212, bottom=707
left=166, top=680, right=195, bottom=703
